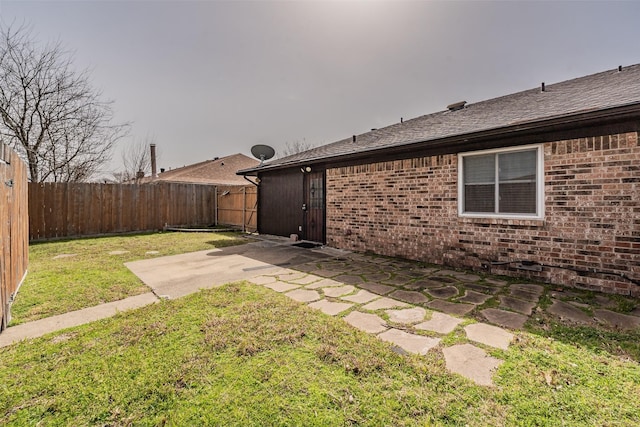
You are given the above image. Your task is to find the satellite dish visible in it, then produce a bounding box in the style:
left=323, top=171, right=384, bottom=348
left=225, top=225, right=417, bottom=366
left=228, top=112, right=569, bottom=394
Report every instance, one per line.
left=251, top=144, right=275, bottom=166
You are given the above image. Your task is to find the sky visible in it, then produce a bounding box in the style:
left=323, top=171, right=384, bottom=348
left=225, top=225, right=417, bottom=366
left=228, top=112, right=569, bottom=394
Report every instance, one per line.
left=1, top=0, right=639, bottom=178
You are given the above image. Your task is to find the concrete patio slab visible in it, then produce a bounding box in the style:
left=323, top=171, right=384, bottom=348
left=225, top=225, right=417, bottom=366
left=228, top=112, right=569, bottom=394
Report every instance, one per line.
left=343, top=311, right=388, bottom=334
left=415, top=312, right=463, bottom=334
left=481, top=308, right=528, bottom=329
left=0, top=293, right=158, bottom=348
left=362, top=297, right=410, bottom=310
left=264, top=281, right=300, bottom=293
left=389, top=290, right=430, bottom=304
left=464, top=323, right=514, bottom=350
left=126, top=241, right=332, bottom=299
left=248, top=275, right=278, bottom=285
left=385, top=307, right=427, bottom=324
left=377, top=329, right=441, bottom=355
left=285, top=289, right=321, bottom=303
left=323, top=285, right=356, bottom=297
left=308, top=299, right=353, bottom=316
left=340, top=289, right=379, bottom=304
left=427, top=300, right=475, bottom=316
left=443, top=344, right=503, bottom=386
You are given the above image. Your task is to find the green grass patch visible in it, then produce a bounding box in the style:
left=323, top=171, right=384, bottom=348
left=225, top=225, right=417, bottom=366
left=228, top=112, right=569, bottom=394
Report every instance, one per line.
left=1, top=283, right=639, bottom=426
left=10, top=232, right=247, bottom=325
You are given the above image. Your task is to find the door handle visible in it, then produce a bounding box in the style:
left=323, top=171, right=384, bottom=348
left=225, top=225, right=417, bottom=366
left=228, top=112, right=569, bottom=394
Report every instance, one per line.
left=302, top=204, right=307, bottom=211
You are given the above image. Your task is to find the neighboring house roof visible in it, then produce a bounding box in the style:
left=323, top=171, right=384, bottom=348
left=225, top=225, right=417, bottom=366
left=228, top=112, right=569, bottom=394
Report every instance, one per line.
left=142, top=153, right=259, bottom=185
left=239, top=64, right=640, bottom=175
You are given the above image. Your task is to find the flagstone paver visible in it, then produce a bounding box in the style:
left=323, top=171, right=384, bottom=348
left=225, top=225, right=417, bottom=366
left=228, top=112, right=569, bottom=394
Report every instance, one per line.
left=289, top=275, right=321, bottom=285
left=389, top=290, right=430, bottom=304
left=481, top=308, right=528, bottom=329
left=277, top=272, right=309, bottom=282
left=415, top=312, right=463, bottom=334
left=443, top=344, right=503, bottom=386
left=593, top=309, right=640, bottom=330
left=426, top=286, right=459, bottom=299
left=343, top=311, right=388, bottom=334
left=453, top=273, right=481, bottom=282
left=404, top=279, right=445, bottom=290
left=547, top=299, right=593, bottom=324
left=385, top=307, right=427, bottom=324
left=359, top=282, right=396, bottom=295
left=333, top=274, right=364, bottom=285
left=310, top=269, right=343, bottom=278
left=305, top=278, right=343, bottom=289
left=484, top=278, right=508, bottom=287
left=427, top=300, right=475, bottom=316
left=457, top=290, right=493, bottom=305
left=363, top=273, right=392, bottom=282
left=499, top=295, right=537, bottom=315
left=465, top=283, right=501, bottom=294
left=362, top=297, right=410, bottom=310
left=308, top=299, right=354, bottom=316
left=248, top=275, right=278, bottom=285
left=340, top=289, right=379, bottom=304
left=264, top=281, right=300, bottom=293
left=377, top=329, right=441, bottom=355
left=509, top=284, right=544, bottom=302
left=382, top=275, right=413, bottom=286
left=464, top=323, right=514, bottom=350
left=323, top=285, right=356, bottom=297
left=109, top=250, right=130, bottom=255
left=285, top=288, right=321, bottom=303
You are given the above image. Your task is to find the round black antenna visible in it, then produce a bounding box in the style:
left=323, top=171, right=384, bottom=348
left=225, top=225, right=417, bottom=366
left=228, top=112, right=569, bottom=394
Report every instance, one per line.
left=251, top=144, right=275, bottom=166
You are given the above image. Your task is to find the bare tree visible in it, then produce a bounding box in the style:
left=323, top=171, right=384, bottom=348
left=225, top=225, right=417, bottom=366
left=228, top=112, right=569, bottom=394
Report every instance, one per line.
left=115, top=135, right=158, bottom=182
left=0, top=24, right=128, bottom=182
left=281, top=138, right=315, bottom=157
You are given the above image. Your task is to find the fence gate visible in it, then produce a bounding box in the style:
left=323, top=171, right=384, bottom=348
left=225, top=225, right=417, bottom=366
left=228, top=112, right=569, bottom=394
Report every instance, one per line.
left=0, top=143, right=28, bottom=331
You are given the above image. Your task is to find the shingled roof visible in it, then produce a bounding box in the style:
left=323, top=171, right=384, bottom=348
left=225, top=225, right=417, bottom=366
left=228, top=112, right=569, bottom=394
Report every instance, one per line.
left=143, top=153, right=259, bottom=185
left=240, top=64, right=640, bottom=174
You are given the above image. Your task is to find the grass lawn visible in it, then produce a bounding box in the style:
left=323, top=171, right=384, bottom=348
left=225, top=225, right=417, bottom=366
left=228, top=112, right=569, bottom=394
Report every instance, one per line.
left=10, top=232, right=247, bottom=325
left=1, top=283, right=639, bottom=426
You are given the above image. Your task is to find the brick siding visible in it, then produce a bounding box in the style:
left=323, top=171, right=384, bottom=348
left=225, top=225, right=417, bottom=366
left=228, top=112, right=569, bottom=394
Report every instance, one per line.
left=326, top=132, right=640, bottom=296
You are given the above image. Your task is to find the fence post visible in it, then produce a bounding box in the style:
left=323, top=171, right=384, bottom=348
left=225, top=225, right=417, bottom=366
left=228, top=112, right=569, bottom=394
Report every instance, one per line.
left=242, top=186, right=246, bottom=232
left=214, top=186, right=218, bottom=226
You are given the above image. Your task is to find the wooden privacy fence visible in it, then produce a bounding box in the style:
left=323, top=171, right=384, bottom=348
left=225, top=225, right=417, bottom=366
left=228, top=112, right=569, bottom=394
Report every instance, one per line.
left=216, top=185, right=257, bottom=232
left=1, top=143, right=28, bottom=331
left=29, top=182, right=257, bottom=241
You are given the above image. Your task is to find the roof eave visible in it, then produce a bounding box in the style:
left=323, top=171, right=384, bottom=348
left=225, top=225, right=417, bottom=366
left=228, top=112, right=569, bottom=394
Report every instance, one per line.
left=237, top=102, right=640, bottom=175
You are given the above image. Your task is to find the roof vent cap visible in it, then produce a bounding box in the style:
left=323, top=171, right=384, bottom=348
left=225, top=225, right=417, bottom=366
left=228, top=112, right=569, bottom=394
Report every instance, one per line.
left=447, top=101, right=466, bottom=111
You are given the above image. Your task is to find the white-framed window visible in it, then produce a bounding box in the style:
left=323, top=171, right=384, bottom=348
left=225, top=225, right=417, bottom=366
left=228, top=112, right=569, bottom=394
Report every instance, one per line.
left=458, top=144, right=544, bottom=219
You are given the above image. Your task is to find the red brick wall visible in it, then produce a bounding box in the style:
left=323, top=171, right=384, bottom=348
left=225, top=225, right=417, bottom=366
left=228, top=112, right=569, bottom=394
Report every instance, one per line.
left=326, top=132, right=640, bottom=296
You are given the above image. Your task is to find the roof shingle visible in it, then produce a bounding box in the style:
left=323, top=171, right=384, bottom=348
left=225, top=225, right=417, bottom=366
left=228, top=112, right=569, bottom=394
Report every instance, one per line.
left=241, top=64, right=640, bottom=174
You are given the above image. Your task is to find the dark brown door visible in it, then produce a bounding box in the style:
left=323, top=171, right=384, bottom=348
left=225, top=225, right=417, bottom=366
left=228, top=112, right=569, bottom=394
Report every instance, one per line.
left=303, top=171, right=325, bottom=243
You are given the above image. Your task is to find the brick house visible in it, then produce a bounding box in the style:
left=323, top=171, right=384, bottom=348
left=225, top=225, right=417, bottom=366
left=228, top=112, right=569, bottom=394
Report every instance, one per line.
left=239, top=65, right=640, bottom=295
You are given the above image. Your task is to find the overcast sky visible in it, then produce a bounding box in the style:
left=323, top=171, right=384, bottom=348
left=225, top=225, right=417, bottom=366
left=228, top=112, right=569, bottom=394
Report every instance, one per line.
left=1, top=0, right=639, bottom=176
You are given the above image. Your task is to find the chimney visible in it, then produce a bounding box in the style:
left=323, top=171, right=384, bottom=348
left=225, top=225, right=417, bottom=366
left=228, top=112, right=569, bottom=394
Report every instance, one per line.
left=150, top=143, right=157, bottom=179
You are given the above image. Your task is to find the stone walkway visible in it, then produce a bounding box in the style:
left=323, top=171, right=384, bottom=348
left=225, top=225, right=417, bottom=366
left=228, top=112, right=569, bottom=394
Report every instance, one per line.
left=248, top=251, right=640, bottom=387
